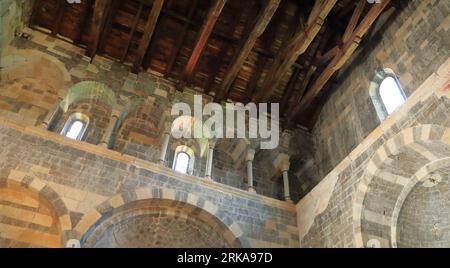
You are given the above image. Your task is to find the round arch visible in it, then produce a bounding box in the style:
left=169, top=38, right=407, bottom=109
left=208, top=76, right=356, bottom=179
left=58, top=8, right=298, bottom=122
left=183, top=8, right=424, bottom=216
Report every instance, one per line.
left=61, top=81, right=116, bottom=112
left=73, top=187, right=248, bottom=248
left=390, top=157, right=450, bottom=247
left=353, top=124, right=450, bottom=248
left=0, top=174, right=71, bottom=247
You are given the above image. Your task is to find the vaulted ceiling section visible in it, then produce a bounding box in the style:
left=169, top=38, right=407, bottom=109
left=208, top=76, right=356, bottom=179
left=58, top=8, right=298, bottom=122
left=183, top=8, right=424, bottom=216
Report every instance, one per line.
left=30, top=0, right=395, bottom=129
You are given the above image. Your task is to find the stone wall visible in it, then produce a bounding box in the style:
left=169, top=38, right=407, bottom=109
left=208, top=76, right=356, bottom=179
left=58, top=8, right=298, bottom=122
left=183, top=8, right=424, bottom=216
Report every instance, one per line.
left=54, top=99, right=112, bottom=145
left=396, top=166, right=450, bottom=248
left=297, top=56, right=450, bottom=248
left=0, top=118, right=298, bottom=248
left=0, top=0, right=33, bottom=53
left=0, top=180, right=62, bottom=248
left=0, top=27, right=301, bottom=202
left=313, top=0, right=450, bottom=178
left=297, top=0, right=450, bottom=247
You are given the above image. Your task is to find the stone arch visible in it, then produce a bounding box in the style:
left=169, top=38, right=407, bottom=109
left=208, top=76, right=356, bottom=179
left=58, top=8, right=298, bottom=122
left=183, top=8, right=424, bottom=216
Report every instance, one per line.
left=54, top=81, right=117, bottom=144
left=0, top=49, right=71, bottom=126
left=390, top=157, right=450, bottom=247
left=110, top=97, right=163, bottom=160
left=0, top=174, right=71, bottom=247
left=212, top=138, right=250, bottom=189
left=73, top=187, right=247, bottom=248
left=0, top=48, right=71, bottom=86
left=353, top=124, right=450, bottom=248
left=61, top=81, right=116, bottom=112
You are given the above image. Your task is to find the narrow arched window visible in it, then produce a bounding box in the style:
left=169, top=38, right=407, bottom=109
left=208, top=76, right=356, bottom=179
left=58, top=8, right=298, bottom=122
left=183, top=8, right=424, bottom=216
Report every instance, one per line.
left=379, top=76, right=406, bottom=115
left=172, top=145, right=195, bottom=175
left=65, top=120, right=85, bottom=140
left=61, top=113, right=89, bottom=141
left=369, top=69, right=407, bottom=121
left=174, top=152, right=190, bottom=174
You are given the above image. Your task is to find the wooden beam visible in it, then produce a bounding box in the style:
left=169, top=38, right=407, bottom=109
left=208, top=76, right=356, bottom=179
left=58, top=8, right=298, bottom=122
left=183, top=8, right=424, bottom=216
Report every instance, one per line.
left=132, top=0, right=165, bottom=73
left=52, top=0, right=67, bottom=35
left=165, top=0, right=198, bottom=77
left=283, top=23, right=328, bottom=120
left=205, top=1, right=248, bottom=95
left=316, top=45, right=339, bottom=65
left=244, top=0, right=291, bottom=103
left=290, top=0, right=390, bottom=121
left=30, top=0, right=41, bottom=27
left=253, top=0, right=338, bottom=103
left=177, top=0, right=227, bottom=90
left=87, top=0, right=113, bottom=59
left=342, top=0, right=366, bottom=43
left=121, top=3, right=144, bottom=62
left=280, top=66, right=301, bottom=115
left=98, top=0, right=121, bottom=55
left=213, top=0, right=281, bottom=101
left=285, top=65, right=316, bottom=117
left=75, top=0, right=94, bottom=45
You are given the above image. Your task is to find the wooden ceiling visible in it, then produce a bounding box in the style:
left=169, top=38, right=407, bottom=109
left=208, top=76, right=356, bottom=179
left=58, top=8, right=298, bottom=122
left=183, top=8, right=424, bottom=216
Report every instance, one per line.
left=30, top=0, right=394, bottom=129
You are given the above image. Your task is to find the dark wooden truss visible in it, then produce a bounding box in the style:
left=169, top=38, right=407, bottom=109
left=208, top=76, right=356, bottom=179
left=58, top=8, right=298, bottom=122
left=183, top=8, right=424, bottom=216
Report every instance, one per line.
left=30, top=0, right=394, bottom=129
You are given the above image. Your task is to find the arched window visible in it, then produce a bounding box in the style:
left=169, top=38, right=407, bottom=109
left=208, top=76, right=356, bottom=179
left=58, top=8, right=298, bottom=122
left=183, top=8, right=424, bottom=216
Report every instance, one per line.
left=65, top=120, right=85, bottom=140
left=172, top=145, right=195, bottom=175
left=174, top=152, right=190, bottom=174
left=61, top=113, right=89, bottom=141
left=379, top=76, right=406, bottom=115
left=369, top=69, right=406, bottom=121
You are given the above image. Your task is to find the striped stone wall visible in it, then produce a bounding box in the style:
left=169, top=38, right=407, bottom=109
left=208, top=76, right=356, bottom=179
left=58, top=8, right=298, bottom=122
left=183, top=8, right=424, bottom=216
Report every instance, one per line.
left=0, top=118, right=298, bottom=248
left=297, top=57, right=450, bottom=248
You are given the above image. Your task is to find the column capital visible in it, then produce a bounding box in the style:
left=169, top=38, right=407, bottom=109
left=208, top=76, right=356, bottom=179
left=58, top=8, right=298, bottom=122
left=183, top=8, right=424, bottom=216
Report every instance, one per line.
left=208, top=140, right=217, bottom=149
left=66, top=239, right=81, bottom=248
left=274, top=153, right=290, bottom=171
left=281, top=162, right=290, bottom=172
left=111, top=109, right=122, bottom=118
left=245, top=149, right=255, bottom=162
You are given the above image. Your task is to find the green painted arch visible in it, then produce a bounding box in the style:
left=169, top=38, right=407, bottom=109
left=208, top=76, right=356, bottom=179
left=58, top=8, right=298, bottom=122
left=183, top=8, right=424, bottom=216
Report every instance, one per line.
left=61, top=81, right=117, bottom=112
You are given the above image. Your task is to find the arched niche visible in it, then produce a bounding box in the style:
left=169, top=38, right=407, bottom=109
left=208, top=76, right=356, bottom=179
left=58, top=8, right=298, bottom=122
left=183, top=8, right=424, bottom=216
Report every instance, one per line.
left=75, top=188, right=246, bottom=248
left=0, top=179, right=67, bottom=248
left=0, top=49, right=70, bottom=126
left=110, top=97, right=165, bottom=161
left=53, top=81, right=117, bottom=144
left=212, top=138, right=249, bottom=190
left=353, top=125, right=450, bottom=248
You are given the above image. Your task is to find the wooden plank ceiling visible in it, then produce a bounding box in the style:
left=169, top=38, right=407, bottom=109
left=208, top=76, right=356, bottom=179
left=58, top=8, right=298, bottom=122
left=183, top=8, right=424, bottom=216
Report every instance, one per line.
left=30, top=0, right=393, bottom=130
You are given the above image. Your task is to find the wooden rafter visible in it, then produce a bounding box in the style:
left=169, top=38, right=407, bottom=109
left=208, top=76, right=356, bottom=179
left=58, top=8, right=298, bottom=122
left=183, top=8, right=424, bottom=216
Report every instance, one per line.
left=289, top=0, right=390, bottom=121
left=52, top=0, right=67, bottom=35
left=213, top=0, right=281, bottom=101
left=121, top=2, right=144, bottom=62
left=253, top=0, right=338, bottom=103
left=342, top=0, right=366, bottom=43
left=75, top=0, right=93, bottom=45
left=280, top=66, right=301, bottom=115
left=204, top=3, right=246, bottom=94
left=132, top=0, right=165, bottom=73
left=285, top=65, right=316, bottom=118
left=98, top=0, right=121, bottom=55
left=164, top=0, right=198, bottom=77
left=177, top=0, right=227, bottom=90
left=87, top=0, right=113, bottom=59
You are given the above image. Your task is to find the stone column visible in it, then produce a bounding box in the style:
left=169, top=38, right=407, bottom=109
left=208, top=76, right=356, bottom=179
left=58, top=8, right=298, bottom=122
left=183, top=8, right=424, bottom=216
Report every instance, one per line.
left=205, top=143, right=215, bottom=179
left=41, top=98, right=63, bottom=130
left=100, top=109, right=121, bottom=148
left=246, top=149, right=256, bottom=193
left=66, top=239, right=81, bottom=248
left=159, top=131, right=171, bottom=165
left=281, top=162, right=292, bottom=202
